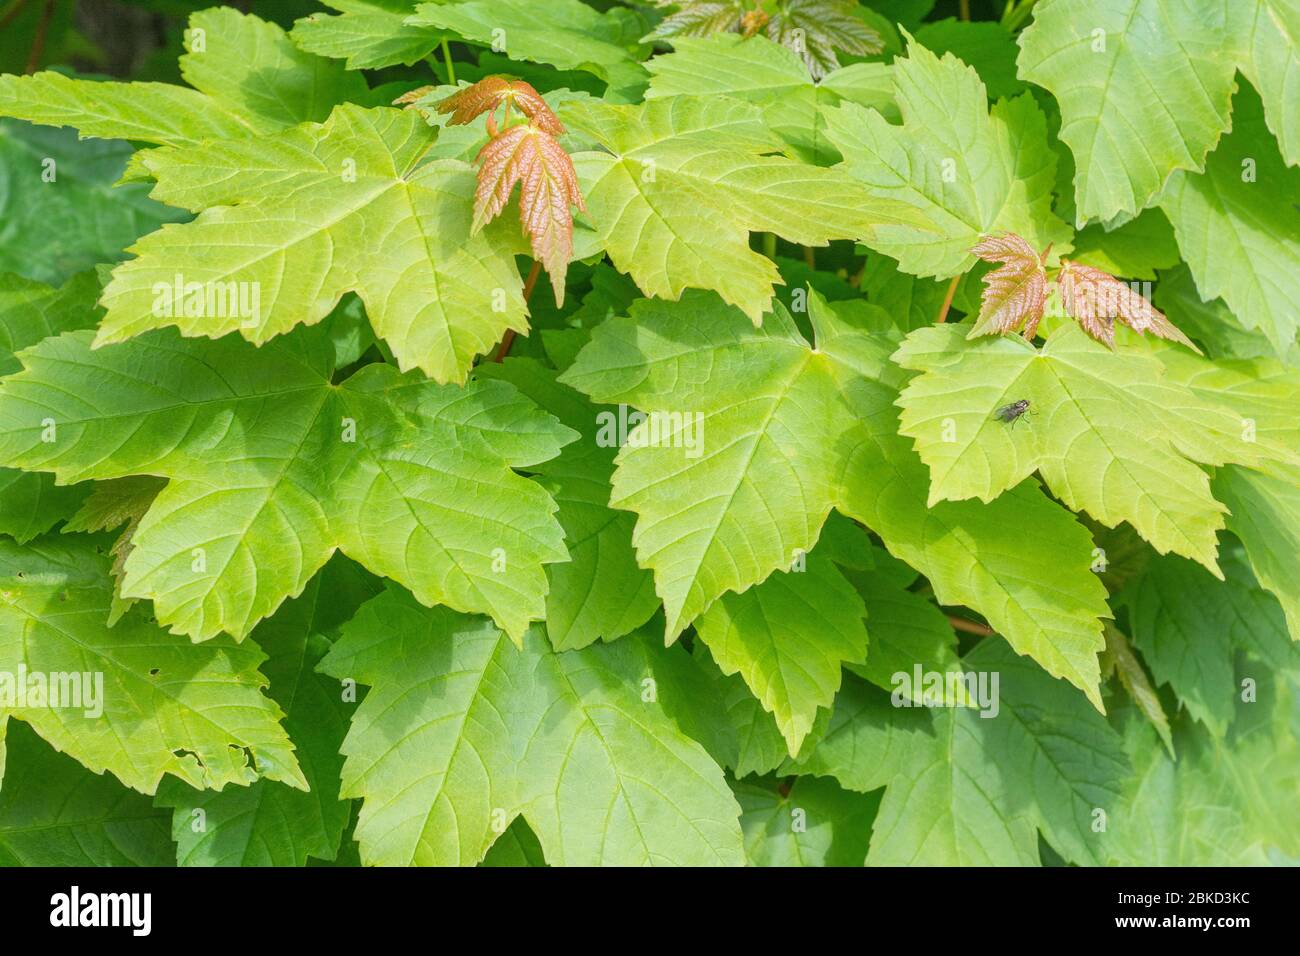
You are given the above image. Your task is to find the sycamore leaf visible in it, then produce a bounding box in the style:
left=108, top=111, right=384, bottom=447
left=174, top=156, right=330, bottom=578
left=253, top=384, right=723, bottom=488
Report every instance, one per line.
left=472, top=121, right=586, bottom=304
left=893, top=323, right=1294, bottom=570
left=966, top=233, right=1049, bottom=339
left=0, top=121, right=186, bottom=285
left=0, top=328, right=575, bottom=643
left=795, top=645, right=1126, bottom=865
left=782, top=674, right=933, bottom=792
left=1232, top=0, right=1300, bottom=169
left=865, top=639, right=1128, bottom=866
left=1102, top=677, right=1300, bottom=865
left=1103, top=623, right=1173, bottom=756
left=643, top=628, right=810, bottom=778
left=318, top=586, right=744, bottom=866
left=1056, top=258, right=1199, bottom=351
left=0, top=273, right=96, bottom=544
left=1019, top=0, right=1300, bottom=224
left=0, top=720, right=173, bottom=866
left=1122, top=552, right=1294, bottom=737
left=840, top=556, right=966, bottom=704
left=1016, top=0, right=1229, bottom=224
left=1215, top=468, right=1300, bottom=641
left=480, top=818, right=549, bottom=867
left=291, top=0, right=444, bottom=70
left=1154, top=266, right=1287, bottom=362
left=914, top=17, right=1024, bottom=101
left=62, top=476, right=165, bottom=624
left=156, top=557, right=378, bottom=866
left=563, top=291, right=1113, bottom=703
left=1070, top=208, right=1181, bottom=281
left=646, top=0, right=748, bottom=40
left=409, top=0, right=649, bottom=94
left=809, top=297, right=1113, bottom=707
left=437, top=77, right=565, bottom=135
left=560, top=292, right=858, bottom=637
left=561, top=95, right=927, bottom=320
left=97, top=104, right=531, bottom=384
left=734, top=775, right=877, bottom=866
left=644, top=33, right=896, bottom=163
left=0, top=8, right=365, bottom=147
left=476, top=360, right=658, bottom=651
left=695, top=548, right=868, bottom=755
left=1158, top=86, right=1300, bottom=356
left=0, top=535, right=304, bottom=795
left=649, top=0, right=882, bottom=80
left=762, top=0, right=883, bottom=80
left=823, top=38, right=1071, bottom=279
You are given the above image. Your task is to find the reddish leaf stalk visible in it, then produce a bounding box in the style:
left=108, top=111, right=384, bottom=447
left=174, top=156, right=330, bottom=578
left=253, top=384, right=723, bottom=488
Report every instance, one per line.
left=947, top=615, right=995, bottom=637
left=25, top=0, right=53, bottom=74
left=936, top=274, right=960, bottom=323
left=492, top=260, right=543, bottom=363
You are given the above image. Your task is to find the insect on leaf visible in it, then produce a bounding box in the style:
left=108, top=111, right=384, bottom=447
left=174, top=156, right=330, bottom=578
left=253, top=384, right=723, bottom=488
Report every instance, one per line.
left=968, top=233, right=1050, bottom=340
left=473, top=122, right=587, bottom=305
left=1057, top=259, right=1201, bottom=353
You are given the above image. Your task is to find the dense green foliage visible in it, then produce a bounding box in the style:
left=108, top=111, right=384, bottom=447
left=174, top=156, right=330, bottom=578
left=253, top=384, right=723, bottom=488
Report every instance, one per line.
left=0, top=0, right=1296, bottom=867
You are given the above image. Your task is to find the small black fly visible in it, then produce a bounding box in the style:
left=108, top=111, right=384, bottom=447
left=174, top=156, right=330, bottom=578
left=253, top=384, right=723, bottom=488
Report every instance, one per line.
left=994, top=399, right=1031, bottom=427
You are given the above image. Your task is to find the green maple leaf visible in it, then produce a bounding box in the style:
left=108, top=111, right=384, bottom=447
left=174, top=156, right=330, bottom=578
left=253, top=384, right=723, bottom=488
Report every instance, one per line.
left=1216, top=468, right=1300, bottom=641
left=0, top=327, right=574, bottom=643
left=563, top=290, right=1113, bottom=704
left=644, top=33, right=896, bottom=163
left=96, top=104, right=530, bottom=383
left=695, top=546, right=868, bottom=755
left=62, top=476, right=164, bottom=625
left=801, top=643, right=1127, bottom=866
left=734, top=775, right=877, bottom=866
left=892, top=323, right=1294, bottom=571
left=646, top=0, right=883, bottom=81
left=1102, top=676, right=1300, bottom=865
left=1017, top=0, right=1299, bottom=225
left=1069, top=208, right=1181, bottom=281
left=761, top=0, right=884, bottom=80
left=1158, top=86, right=1300, bottom=356
left=813, top=297, right=1114, bottom=705
left=318, top=585, right=744, bottom=866
left=1154, top=266, right=1298, bottom=362
left=156, top=557, right=378, bottom=866
left=0, top=122, right=186, bottom=285
left=649, top=634, right=808, bottom=778
left=782, top=673, right=933, bottom=793
left=476, top=359, right=659, bottom=651
left=0, top=535, right=304, bottom=795
left=0, top=273, right=98, bottom=544
left=0, top=719, right=173, bottom=866
left=0, top=8, right=366, bottom=148
left=560, top=291, right=860, bottom=637
left=913, top=17, right=1024, bottom=101
left=823, top=37, right=1071, bottom=279
left=292, top=1, right=445, bottom=70
left=409, top=0, right=649, bottom=95
left=560, top=95, right=928, bottom=321
left=480, top=818, right=549, bottom=867
left=1122, top=551, right=1294, bottom=737
left=840, top=550, right=967, bottom=704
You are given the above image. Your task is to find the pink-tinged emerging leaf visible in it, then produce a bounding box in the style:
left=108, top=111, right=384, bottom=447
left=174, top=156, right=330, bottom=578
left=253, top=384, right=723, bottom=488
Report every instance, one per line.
left=392, top=85, right=435, bottom=109
left=473, top=123, right=586, bottom=305
left=1057, top=259, right=1201, bottom=353
left=967, top=233, right=1050, bottom=340
left=436, top=76, right=565, bottom=136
